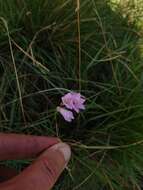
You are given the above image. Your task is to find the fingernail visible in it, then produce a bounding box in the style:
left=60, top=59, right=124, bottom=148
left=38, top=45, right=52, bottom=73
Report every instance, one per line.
left=51, top=143, right=71, bottom=162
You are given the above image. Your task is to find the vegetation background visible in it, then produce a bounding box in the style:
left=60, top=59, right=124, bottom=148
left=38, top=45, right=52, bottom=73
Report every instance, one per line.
left=0, top=0, right=143, bottom=189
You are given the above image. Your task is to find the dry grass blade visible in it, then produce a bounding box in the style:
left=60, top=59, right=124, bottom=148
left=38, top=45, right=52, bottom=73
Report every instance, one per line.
left=0, top=17, right=26, bottom=124
left=11, top=39, right=50, bottom=73
left=76, top=0, right=81, bottom=90
left=70, top=139, right=143, bottom=150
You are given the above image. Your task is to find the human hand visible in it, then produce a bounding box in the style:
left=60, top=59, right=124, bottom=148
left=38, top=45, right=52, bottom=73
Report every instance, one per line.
left=0, top=133, right=71, bottom=190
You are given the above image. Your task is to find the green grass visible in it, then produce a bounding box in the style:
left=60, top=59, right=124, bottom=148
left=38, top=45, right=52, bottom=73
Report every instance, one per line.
left=0, top=0, right=143, bottom=189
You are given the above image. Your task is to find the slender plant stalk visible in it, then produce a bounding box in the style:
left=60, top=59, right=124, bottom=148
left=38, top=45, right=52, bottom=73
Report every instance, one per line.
left=76, top=0, right=81, bottom=90
left=69, top=139, right=143, bottom=150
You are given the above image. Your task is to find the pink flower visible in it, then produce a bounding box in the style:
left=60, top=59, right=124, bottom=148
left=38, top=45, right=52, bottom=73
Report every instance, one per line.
left=57, top=92, right=86, bottom=122
left=62, top=92, right=85, bottom=113
left=57, top=107, right=74, bottom=122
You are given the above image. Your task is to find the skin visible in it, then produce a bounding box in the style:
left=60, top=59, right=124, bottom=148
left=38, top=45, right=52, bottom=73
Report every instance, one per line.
left=0, top=133, right=71, bottom=190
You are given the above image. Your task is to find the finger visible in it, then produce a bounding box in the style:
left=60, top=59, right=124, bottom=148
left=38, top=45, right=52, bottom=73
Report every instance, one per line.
left=0, top=133, right=60, bottom=160
left=0, top=143, right=71, bottom=190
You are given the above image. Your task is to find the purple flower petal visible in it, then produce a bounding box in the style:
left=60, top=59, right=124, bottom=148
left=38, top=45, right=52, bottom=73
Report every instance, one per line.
left=78, top=104, right=85, bottom=110
left=62, top=92, right=86, bottom=113
left=61, top=93, right=73, bottom=110
left=57, top=107, right=74, bottom=122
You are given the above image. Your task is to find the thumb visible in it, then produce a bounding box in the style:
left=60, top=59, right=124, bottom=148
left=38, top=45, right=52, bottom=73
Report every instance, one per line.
left=1, top=143, right=71, bottom=190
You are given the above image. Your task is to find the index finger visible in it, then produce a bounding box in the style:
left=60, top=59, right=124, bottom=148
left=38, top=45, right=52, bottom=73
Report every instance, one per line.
left=0, top=133, right=60, bottom=160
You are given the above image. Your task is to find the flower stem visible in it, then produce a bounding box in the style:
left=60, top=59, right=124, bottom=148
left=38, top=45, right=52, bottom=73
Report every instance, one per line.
left=76, top=0, right=81, bottom=91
